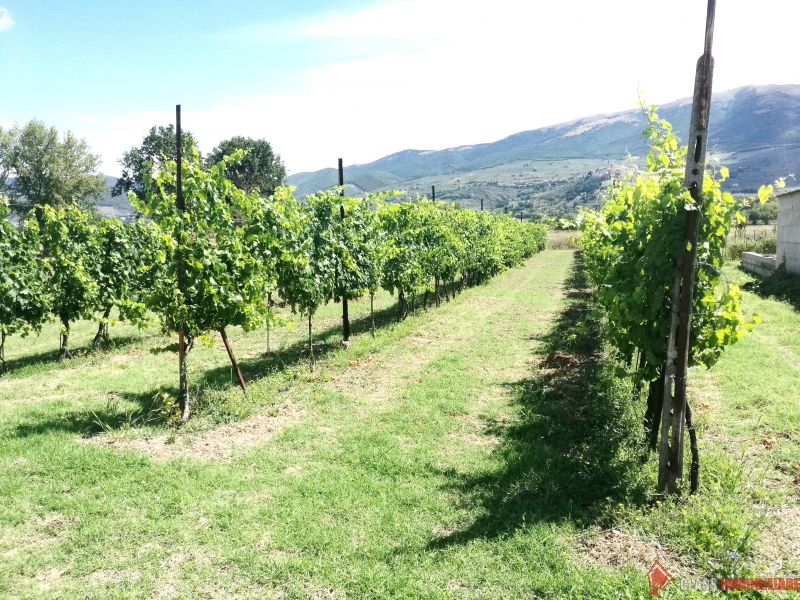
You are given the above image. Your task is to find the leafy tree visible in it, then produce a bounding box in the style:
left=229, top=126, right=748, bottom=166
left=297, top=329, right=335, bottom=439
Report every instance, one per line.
left=0, top=127, right=13, bottom=192
left=36, top=205, right=102, bottom=360
left=132, top=148, right=280, bottom=420
left=748, top=197, right=778, bottom=225
left=113, top=125, right=198, bottom=202
left=206, top=137, right=286, bottom=196
left=362, top=194, right=394, bottom=333
left=578, top=106, right=754, bottom=419
left=276, top=191, right=339, bottom=368
left=378, top=201, right=429, bottom=320
left=91, top=218, right=162, bottom=347
left=422, top=201, right=463, bottom=305
left=2, top=121, right=106, bottom=215
left=0, top=195, right=50, bottom=372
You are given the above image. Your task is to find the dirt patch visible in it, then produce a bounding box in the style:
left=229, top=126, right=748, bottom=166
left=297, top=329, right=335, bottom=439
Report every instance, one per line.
left=578, top=528, right=691, bottom=577
left=753, top=503, right=800, bottom=575
left=81, top=406, right=304, bottom=462
left=447, top=432, right=500, bottom=447
left=331, top=330, right=442, bottom=408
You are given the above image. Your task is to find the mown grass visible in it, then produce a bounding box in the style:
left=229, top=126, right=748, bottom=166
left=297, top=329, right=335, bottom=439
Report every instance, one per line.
left=0, top=251, right=797, bottom=598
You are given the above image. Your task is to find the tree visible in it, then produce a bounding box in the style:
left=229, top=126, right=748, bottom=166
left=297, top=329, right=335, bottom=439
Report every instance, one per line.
left=578, top=106, right=753, bottom=449
left=378, top=201, right=428, bottom=320
left=0, top=127, right=13, bottom=192
left=748, top=197, right=778, bottom=225
left=0, top=195, right=50, bottom=373
left=36, top=205, right=102, bottom=360
left=206, top=137, right=286, bottom=196
left=2, top=121, right=106, bottom=215
left=91, top=218, right=162, bottom=347
left=277, top=191, right=339, bottom=369
left=113, top=125, right=198, bottom=202
left=132, top=148, right=282, bottom=421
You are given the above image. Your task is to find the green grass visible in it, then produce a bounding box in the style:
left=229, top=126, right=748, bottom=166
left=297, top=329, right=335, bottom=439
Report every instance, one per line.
left=0, top=251, right=798, bottom=598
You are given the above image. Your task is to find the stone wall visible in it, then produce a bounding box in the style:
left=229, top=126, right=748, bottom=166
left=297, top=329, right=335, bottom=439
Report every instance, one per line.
left=777, top=190, right=800, bottom=276
left=741, top=252, right=777, bottom=277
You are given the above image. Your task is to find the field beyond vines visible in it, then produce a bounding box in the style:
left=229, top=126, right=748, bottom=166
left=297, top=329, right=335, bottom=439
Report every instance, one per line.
left=1, top=249, right=799, bottom=599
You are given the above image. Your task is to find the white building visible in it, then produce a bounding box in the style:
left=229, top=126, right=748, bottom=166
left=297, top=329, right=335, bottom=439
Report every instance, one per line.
left=777, top=189, right=800, bottom=276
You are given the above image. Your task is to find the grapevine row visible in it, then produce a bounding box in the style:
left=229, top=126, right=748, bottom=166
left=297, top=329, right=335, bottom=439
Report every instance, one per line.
left=0, top=147, right=546, bottom=420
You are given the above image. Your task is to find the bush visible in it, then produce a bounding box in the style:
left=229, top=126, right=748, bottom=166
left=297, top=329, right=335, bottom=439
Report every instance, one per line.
left=725, top=234, right=776, bottom=260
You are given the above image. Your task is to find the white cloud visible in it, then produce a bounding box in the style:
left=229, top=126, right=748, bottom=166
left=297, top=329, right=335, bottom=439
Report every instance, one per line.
left=72, top=0, right=800, bottom=176
left=0, top=7, right=14, bottom=32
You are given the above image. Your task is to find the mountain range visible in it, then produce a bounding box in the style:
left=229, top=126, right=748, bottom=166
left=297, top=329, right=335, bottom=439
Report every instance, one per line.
left=285, top=84, right=800, bottom=213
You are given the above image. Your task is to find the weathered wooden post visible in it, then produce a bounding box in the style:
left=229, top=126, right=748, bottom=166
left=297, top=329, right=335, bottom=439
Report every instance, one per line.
left=431, top=185, right=435, bottom=201
left=339, top=158, right=351, bottom=347
left=659, top=0, right=717, bottom=495
left=175, top=105, right=190, bottom=423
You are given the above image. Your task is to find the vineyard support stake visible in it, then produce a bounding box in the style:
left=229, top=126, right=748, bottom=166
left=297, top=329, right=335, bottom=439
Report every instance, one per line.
left=431, top=185, right=435, bottom=202
left=59, top=316, right=70, bottom=362
left=176, top=104, right=190, bottom=424
left=220, top=327, right=247, bottom=393
left=94, top=305, right=112, bottom=348
left=266, top=292, right=271, bottom=353
left=339, top=158, right=351, bottom=347
left=308, top=310, right=315, bottom=371
left=370, top=292, right=375, bottom=337
left=659, top=0, right=716, bottom=494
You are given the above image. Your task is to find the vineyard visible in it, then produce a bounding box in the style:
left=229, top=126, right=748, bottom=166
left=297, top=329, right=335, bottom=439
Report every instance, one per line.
left=4, top=100, right=800, bottom=597
left=0, top=146, right=546, bottom=422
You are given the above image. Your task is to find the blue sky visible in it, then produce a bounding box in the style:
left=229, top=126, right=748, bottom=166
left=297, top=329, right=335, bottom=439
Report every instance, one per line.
left=1, top=0, right=799, bottom=176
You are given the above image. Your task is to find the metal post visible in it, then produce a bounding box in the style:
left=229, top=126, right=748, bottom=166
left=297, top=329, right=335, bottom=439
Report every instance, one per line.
left=338, top=158, right=350, bottom=346
left=659, top=0, right=716, bottom=494
left=175, top=104, right=189, bottom=423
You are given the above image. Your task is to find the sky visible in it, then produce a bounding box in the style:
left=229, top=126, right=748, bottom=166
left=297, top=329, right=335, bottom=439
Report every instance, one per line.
left=1, top=0, right=799, bottom=177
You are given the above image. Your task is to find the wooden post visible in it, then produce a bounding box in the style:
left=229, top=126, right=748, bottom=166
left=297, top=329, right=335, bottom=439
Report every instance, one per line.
left=431, top=185, right=435, bottom=201
left=659, top=0, right=716, bottom=494
left=339, top=158, right=351, bottom=346
left=220, top=328, right=247, bottom=393
left=481, top=198, right=484, bottom=211
left=176, top=104, right=190, bottom=424
left=308, top=310, right=315, bottom=371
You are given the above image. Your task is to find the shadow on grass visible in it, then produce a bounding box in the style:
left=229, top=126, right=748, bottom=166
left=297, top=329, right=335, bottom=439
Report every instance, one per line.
left=740, top=266, right=800, bottom=311
left=1, top=334, right=147, bottom=379
left=429, top=252, right=647, bottom=547
left=12, top=390, right=164, bottom=438
left=198, top=298, right=406, bottom=389
left=10, top=289, right=464, bottom=436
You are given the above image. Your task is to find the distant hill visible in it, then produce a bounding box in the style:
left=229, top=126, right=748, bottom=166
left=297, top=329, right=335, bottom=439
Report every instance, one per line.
left=100, top=85, right=800, bottom=219
left=288, top=84, right=800, bottom=204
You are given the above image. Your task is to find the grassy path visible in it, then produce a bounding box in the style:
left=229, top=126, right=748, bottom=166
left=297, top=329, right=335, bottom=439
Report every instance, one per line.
left=1, top=250, right=797, bottom=598
left=0, top=250, right=649, bottom=598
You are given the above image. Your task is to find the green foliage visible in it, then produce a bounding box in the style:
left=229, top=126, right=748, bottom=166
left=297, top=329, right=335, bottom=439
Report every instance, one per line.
left=206, top=137, right=286, bottom=196
left=579, top=107, right=753, bottom=380
left=0, top=195, right=49, bottom=339
left=35, top=205, right=102, bottom=343
left=377, top=200, right=429, bottom=299
left=93, top=217, right=163, bottom=330
left=0, top=120, right=106, bottom=215
left=131, top=148, right=278, bottom=338
left=747, top=198, right=778, bottom=224
left=275, top=191, right=335, bottom=318
left=726, top=234, right=777, bottom=260
left=113, top=125, right=199, bottom=202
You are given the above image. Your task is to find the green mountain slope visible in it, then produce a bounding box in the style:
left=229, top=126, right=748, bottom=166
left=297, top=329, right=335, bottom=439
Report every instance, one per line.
left=289, top=84, right=800, bottom=199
